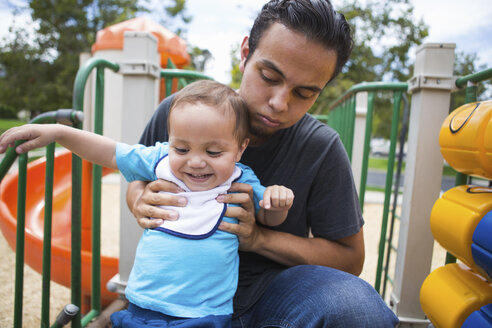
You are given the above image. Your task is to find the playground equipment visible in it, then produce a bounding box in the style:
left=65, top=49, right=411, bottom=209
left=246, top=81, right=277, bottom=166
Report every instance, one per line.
left=1, top=27, right=491, bottom=326
left=0, top=151, right=119, bottom=305
left=87, top=16, right=190, bottom=141
left=439, top=101, right=492, bottom=178
left=0, top=20, right=195, bottom=327
left=420, top=101, right=492, bottom=327
left=92, top=16, right=190, bottom=68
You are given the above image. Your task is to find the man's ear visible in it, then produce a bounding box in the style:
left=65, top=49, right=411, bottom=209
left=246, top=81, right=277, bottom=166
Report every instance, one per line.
left=236, top=138, right=250, bottom=162
left=239, top=36, right=250, bottom=73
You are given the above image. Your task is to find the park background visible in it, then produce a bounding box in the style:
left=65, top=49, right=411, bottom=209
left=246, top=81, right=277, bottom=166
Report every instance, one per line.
left=1, top=0, right=492, bottom=126
left=0, top=0, right=491, bottom=326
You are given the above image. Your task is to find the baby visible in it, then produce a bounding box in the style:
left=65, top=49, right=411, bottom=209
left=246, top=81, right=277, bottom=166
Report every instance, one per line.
left=0, top=80, right=294, bottom=328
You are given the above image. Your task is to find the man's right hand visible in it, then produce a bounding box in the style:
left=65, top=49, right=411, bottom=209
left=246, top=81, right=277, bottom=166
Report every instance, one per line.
left=126, top=179, right=188, bottom=229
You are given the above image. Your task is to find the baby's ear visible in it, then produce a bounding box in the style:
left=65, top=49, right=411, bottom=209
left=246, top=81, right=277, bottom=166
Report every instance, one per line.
left=236, top=138, right=250, bottom=162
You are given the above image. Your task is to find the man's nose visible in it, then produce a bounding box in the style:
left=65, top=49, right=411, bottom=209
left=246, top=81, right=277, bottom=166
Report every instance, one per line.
left=268, top=87, right=290, bottom=112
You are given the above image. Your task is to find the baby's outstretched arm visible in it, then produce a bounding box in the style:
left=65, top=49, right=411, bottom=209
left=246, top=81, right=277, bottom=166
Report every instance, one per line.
left=0, top=124, right=118, bottom=169
left=257, top=185, right=294, bottom=226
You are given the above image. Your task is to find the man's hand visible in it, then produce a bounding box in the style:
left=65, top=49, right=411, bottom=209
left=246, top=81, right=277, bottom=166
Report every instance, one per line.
left=127, top=179, right=188, bottom=229
left=215, top=184, right=365, bottom=275
left=217, top=182, right=261, bottom=252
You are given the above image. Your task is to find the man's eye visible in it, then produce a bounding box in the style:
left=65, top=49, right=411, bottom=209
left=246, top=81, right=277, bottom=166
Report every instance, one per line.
left=206, top=150, right=222, bottom=157
left=295, top=89, right=315, bottom=100
left=261, top=71, right=278, bottom=84
left=174, top=147, right=188, bottom=154
left=295, top=90, right=311, bottom=100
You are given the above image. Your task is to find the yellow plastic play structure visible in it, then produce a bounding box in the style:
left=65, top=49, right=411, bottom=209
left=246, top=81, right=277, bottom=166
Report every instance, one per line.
left=420, top=100, right=492, bottom=327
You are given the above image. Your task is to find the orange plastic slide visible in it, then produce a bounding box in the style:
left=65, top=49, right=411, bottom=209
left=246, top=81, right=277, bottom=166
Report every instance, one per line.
left=0, top=150, right=119, bottom=307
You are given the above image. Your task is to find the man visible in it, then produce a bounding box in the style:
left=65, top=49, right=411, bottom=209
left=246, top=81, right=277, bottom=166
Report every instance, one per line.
left=126, top=0, right=399, bottom=326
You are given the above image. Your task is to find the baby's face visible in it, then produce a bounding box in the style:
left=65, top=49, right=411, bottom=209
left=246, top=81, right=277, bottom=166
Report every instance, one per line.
left=168, top=103, right=247, bottom=191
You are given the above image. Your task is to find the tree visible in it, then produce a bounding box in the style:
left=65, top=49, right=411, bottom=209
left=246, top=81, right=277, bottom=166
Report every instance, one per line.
left=228, top=0, right=490, bottom=139
left=187, top=46, right=212, bottom=72
left=151, top=0, right=192, bottom=37
left=451, top=51, right=491, bottom=110
left=229, top=43, right=242, bottom=90
left=311, top=0, right=429, bottom=116
left=0, top=0, right=194, bottom=118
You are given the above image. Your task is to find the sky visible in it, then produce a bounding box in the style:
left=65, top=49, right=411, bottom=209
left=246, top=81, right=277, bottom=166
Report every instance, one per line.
left=181, top=0, right=492, bottom=83
left=1, top=0, right=491, bottom=84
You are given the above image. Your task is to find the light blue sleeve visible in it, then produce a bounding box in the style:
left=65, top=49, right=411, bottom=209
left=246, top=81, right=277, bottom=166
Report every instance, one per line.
left=115, top=142, right=169, bottom=182
left=236, top=162, right=266, bottom=213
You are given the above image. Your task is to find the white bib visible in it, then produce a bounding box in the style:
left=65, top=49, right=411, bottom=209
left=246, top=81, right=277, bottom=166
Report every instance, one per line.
left=153, top=156, right=242, bottom=239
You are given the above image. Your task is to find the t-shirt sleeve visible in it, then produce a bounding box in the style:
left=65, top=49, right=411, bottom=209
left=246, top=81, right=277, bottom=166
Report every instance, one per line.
left=236, top=163, right=266, bottom=214
left=307, top=134, right=363, bottom=240
left=116, top=142, right=169, bottom=182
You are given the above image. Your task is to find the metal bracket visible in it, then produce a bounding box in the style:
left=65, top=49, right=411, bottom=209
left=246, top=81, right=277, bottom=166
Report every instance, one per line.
left=408, top=74, right=458, bottom=93
left=118, top=61, right=160, bottom=78
left=107, top=273, right=127, bottom=296
left=390, top=293, right=431, bottom=327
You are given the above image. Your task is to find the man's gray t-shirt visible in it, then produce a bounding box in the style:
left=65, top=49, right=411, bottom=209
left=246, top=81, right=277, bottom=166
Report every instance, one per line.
left=139, top=94, right=364, bottom=317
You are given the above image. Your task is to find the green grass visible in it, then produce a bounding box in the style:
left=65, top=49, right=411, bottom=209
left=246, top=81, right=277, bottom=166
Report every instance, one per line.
left=0, top=119, right=25, bottom=134
left=368, top=157, right=401, bottom=171
left=368, top=156, right=457, bottom=177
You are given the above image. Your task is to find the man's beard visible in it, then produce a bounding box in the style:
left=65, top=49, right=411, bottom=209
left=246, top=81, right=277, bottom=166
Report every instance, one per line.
left=248, top=121, right=273, bottom=143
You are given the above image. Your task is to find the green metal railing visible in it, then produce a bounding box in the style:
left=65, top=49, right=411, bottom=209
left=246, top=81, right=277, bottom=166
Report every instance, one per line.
left=321, top=81, right=409, bottom=296
left=321, top=82, right=408, bottom=209
left=1, top=57, right=211, bottom=327
left=0, top=109, right=84, bottom=328
left=71, top=58, right=120, bottom=328
left=322, top=68, right=491, bottom=298
left=161, top=58, right=213, bottom=98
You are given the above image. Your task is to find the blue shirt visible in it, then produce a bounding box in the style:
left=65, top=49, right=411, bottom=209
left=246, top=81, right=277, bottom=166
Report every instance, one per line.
left=115, top=142, right=265, bottom=317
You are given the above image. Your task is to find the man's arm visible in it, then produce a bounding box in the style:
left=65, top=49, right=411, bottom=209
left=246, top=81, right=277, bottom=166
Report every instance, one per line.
left=248, top=225, right=364, bottom=275
left=218, top=183, right=365, bottom=276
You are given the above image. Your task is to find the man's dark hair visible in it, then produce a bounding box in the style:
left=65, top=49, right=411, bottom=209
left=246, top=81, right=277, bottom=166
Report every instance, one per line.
left=247, top=0, right=353, bottom=82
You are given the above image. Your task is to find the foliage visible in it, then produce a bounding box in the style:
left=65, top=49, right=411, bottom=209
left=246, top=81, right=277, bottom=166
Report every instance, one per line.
left=228, top=0, right=490, bottom=139
left=311, top=0, right=429, bottom=116
left=0, top=106, right=18, bottom=120
left=140, top=0, right=192, bottom=37
left=229, top=43, right=242, bottom=90
left=0, top=119, right=25, bottom=134
left=0, top=0, right=198, bottom=118
left=450, top=51, right=491, bottom=110
left=186, top=46, right=212, bottom=72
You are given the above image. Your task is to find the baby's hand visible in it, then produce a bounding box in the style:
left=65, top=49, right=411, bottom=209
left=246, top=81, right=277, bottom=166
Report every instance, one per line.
left=0, top=124, right=56, bottom=154
left=260, top=185, right=294, bottom=211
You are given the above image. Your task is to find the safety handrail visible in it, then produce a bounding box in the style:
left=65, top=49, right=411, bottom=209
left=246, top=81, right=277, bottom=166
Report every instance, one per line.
left=70, top=58, right=120, bottom=328
left=455, top=67, right=492, bottom=88
left=161, top=58, right=213, bottom=98
left=0, top=110, right=84, bottom=328
left=320, top=67, right=491, bottom=298
left=321, top=81, right=409, bottom=297
left=327, top=81, right=408, bottom=112
left=2, top=56, right=213, bottom=327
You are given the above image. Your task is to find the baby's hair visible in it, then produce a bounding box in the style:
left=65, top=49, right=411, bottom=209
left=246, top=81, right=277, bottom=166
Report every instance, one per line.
left=168, top=80, right=249, bottom=145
